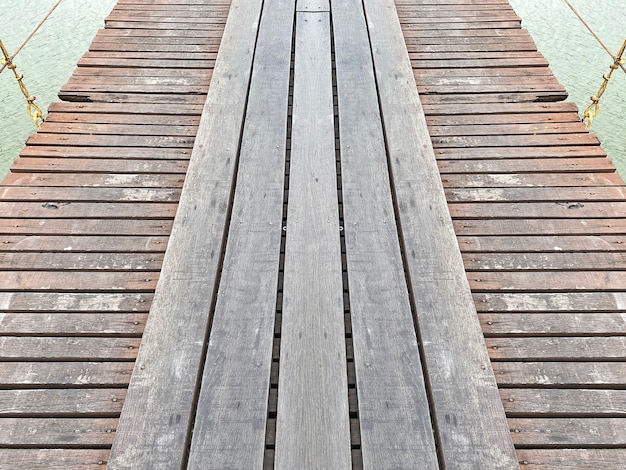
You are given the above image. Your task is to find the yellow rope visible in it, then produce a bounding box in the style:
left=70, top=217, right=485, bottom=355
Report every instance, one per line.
left=0, top=0, right=64, bottom=75
left=561, top=0, right=625, bottom=127
left=582, top=39, right=626, bottom=128
left=1, top=39, right=44, bottom=128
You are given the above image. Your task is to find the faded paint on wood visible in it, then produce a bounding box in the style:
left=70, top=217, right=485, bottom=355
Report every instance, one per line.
left=108, top=0, right=264, bottom=467
left=363, top=0, right=517, bottom=466
left=332, top=0, right=438, bottom=468
left=274, top=10, right=351, bottom=469
left=186, top=0, right=293, bottom=467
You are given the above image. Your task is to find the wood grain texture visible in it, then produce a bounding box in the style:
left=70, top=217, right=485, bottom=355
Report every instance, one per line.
left=333, top=0, right=438, bottom=467
left=274, top=11, right=351, bottom=469
left=363, top=0, right=517, bottom=467
left=0, top=449, right=109, bottom=469
left=107, top=0, right=264, bottom=467
left=186, top=0, right=293, bottom=467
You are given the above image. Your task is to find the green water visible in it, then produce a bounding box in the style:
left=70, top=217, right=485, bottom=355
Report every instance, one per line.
left=509, top=0, right=626, bottom=175
left=0, top=1, right=625, bottom=179
left=0, top=0, right=116, bottom=178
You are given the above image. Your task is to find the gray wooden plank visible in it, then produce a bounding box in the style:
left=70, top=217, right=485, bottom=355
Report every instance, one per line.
left=362, top=0, right=518, bottom=467
left=186, top=0, right=294, bottom=467
left=296, top=0, right=329, bottom=12
left=107, top=0, right=265, bottom=468
left=274, top=11, right=351, bottom=469
left=332, top=0, right=438, bottom=468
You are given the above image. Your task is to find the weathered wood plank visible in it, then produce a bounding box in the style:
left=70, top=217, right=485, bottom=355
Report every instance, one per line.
left=0, top=337, right=140, bottom=361
left=108, top=0, right=264, bottom=467
left=480, top=313, right=626, bottom=336
left=364, top=0, right=517, bottom=466
left=186, top=0, right=293, bottom=467
left=459, top=235, right=626, bottom=253
left=465, top=253, right=626, bottom=271
left=275, top=9, right=351, bottom=469
left=0, top=389, right=126, bottom=416
left=0, top=449, right=110, bottom=469
left=500, top=389, right=626, bottom=417
left=0, top=313, right=146, bottom=336
left=486, top=337, right=626, bottom=361
left=333, top=0, right=438, bottom=467
left=510, top=418, right=626, bottom=447
left=474, top=292, right=626, bottom=312
left=516, top=449, right=626, bottom=469
left=0, top=362, right=134, bottom=387
left=0, top=271, right=157, bottom=292
left=0, top=253, right=163, bottom=271
left=0, top=418, right=117, bottom=447
left=0, top=236, right=168, bottom=253
left=0, top=293, right=152, bottom=312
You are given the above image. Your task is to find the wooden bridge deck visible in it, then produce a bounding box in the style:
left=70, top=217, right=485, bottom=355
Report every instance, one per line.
left=1, top=0, right=625, bottom=468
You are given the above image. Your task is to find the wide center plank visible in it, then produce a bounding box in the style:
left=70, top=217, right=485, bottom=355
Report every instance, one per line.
left=274, top=4, right=352, bottom=468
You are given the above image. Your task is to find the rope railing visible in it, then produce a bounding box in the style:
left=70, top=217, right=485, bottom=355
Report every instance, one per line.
left=0, top=0, right=64, bottom=128
left=561, top=0, right=625, bottom=127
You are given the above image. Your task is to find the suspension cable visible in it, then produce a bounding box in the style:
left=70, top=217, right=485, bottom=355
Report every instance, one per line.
left=0, top=0, right=64, bottom=75
left=562, top=0, right=626, bottom=74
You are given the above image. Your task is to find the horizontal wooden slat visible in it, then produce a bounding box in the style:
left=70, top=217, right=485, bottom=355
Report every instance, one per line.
left=0, top=362, right=133, bottom=388
left=0, top=389, right=126, bottom=416
left=0, top=449, right=110, bottom=469
left=0, top=418, right=117, bottom=447
left=500, top=389, right=626, bottom=417
left=510, top=418, right=626, bottom=448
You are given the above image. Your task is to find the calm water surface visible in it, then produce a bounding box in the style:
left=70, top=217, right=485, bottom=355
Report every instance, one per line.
left=0, top=0, right=116, bottom=177
left=509, top=0, right=626, bottom=175
left=0, top=1, right=625, bottom=178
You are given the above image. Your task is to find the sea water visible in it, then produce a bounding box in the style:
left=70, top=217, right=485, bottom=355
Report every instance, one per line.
left=0, top=0, right=116, bottom=177
left=509, top=0, right=625, bottom=173
left=0, top=0, right=624, bottom=178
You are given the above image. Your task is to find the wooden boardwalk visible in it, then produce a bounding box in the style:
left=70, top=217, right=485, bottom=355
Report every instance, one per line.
left=0, top=0, right=625, bottom=468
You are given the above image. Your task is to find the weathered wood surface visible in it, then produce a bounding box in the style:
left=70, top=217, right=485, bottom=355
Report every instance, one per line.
left=366, top=0, right=518, bottom=467
left=274, top=7, right=351, bottom=468
left=333, top=0, right=438, bottom=467
left=107, top=0, right=262, bottom=467
left=0, top=0, right=229, bottom=466
left=186, top=0, right=293, bottom=467
left=397, top=0, right=626, bottom=464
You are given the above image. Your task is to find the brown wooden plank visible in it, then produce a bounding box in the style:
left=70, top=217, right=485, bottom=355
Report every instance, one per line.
left=2, top=173, right=185, bottom=188
left=437, top=158, right=614, bottom=174
left=501, top=389, right=626, bottom=417
left=0, top=313, right=147, bottom=336
left=0, top=271, right=157, bottom=292
left=11, top=158, right=188, bottom=174
left=493, top=361, right=626, bottom=387
left=510, top=418, right=626, bottom=447
left=450, top=202, right=626, bottom=219
left=0, top=293, right=152, bottom=312
left=0, top=187, right=179, bottom=202
left=0, top=449, right=110, bottom=469
left=0, top=202, right=176, bottom=219
left=459, top=235, right=626, bottom=253
left=454, top=218, right=626, bottom=236
left=516, top=449, right=626, bottom=469
left=447, top=186, right=626, bottom=202
left=0, top=219, right=172, bottom=236
left=0, top=236, right=168, bottom=253
left=486, top=337, right=626, bottom=361
left=0, top=362, right=133, bottom=387
left=0, top=418, right=117, bottom=447
left=480, top=313, right=626, bottom=336
left=0, top=252, right=163, bottom=271
left=0, top=337, right=141, bottom=360
left=469, top=271, right=626, bottom=292
left=464, top=253, right=626, bottom=271
left=19, top=145, right=191, bottom=159
left=0, top=389, right=126, bottom=416
left=441, top=173, right=624, bottom=188
left=474, top=293, right=626, bottom=313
